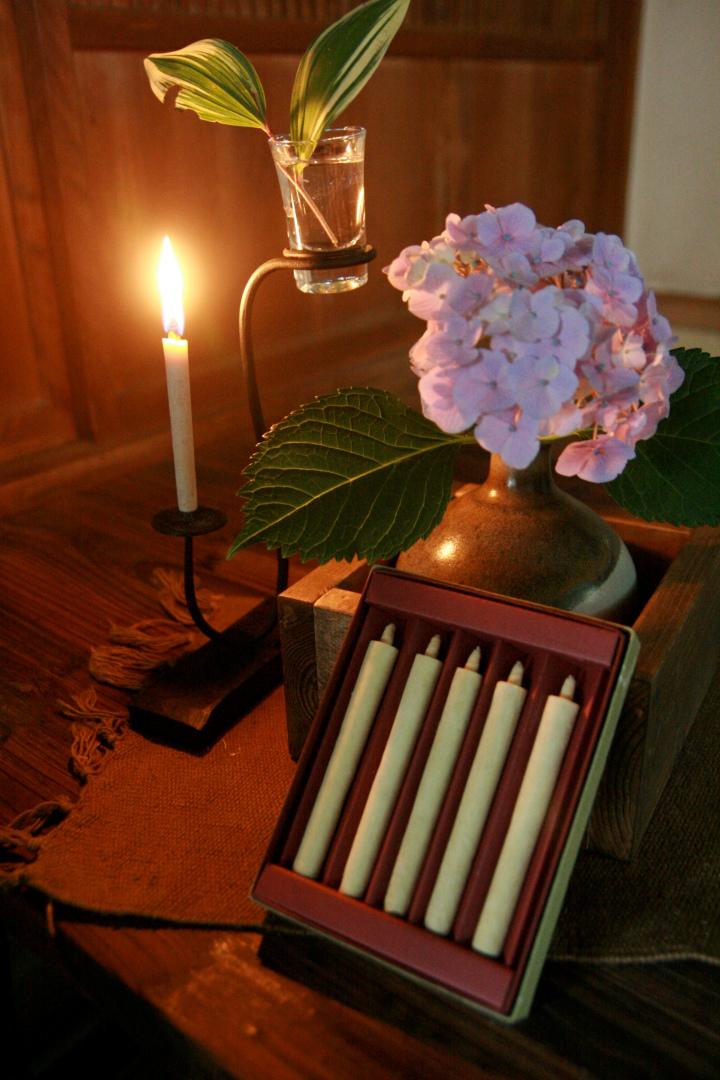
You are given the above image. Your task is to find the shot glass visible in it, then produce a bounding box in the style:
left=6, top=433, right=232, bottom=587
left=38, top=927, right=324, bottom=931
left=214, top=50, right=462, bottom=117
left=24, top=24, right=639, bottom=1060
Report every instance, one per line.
left=270, top=126, right=367, bottom=295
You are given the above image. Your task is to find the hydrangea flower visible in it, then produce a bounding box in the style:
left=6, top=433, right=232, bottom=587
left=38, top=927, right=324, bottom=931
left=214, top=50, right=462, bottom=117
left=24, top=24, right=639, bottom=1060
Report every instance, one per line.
left=384, top=203, right=683, bottom=482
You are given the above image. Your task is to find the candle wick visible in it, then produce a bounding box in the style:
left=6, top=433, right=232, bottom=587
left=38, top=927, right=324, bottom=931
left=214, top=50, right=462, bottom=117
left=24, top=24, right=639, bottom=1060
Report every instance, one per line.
left=507, top=660, right=524, bottom=686
left=464, top=646, right=481, bottom=672
left=380, top=623, right=396, bottom=645
left=559, top=674, right=576, bottom=700
left=425, top=634, right=442, bottom=659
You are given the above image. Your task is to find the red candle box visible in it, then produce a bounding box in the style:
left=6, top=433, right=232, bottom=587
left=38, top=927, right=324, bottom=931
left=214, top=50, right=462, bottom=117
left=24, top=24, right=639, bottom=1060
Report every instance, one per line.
left=254, top=566, right=639, bottom=1022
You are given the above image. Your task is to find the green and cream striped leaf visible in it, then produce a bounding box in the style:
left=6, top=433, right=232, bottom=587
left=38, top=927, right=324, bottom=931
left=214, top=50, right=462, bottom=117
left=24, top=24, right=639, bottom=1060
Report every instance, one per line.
left=144, top=39, right=267, bottom=130
left=290, top=0, right=410, bottom=158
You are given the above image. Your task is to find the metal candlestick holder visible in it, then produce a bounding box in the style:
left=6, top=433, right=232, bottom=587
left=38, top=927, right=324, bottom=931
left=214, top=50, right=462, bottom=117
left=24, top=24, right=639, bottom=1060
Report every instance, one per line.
left=129, top=244, right=377, bottom=750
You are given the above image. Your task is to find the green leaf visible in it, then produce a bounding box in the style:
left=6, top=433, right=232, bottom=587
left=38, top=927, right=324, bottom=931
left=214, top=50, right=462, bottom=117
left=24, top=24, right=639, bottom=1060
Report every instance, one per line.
left=144, top=39, right=267, bottom=130
left=290, top=0, right=410, bottom=159
left=606, top=348, right=720, bottom=526
left=228, top=388, right=462, bottom=564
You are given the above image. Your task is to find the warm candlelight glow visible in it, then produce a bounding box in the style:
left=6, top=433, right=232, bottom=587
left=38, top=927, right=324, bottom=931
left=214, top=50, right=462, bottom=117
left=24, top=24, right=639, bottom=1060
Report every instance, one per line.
left=437, top=539, right=457, bottom=562
left=158, top=235, right=185, bottom=336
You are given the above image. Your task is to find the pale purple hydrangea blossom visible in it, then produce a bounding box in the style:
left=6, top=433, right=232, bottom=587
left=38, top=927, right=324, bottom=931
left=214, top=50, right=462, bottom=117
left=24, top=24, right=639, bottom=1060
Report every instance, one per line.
left=385, top=203, right=682, bottom=481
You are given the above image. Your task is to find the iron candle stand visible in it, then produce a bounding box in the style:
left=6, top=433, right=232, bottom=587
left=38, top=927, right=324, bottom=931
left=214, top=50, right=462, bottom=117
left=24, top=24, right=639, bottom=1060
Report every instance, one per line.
left=131, top=245, right=377, bottom=747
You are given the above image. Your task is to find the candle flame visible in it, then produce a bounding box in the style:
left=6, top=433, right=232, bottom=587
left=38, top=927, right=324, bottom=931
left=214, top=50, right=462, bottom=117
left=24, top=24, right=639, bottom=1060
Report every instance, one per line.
left=158, top=236, right=185, bottom=337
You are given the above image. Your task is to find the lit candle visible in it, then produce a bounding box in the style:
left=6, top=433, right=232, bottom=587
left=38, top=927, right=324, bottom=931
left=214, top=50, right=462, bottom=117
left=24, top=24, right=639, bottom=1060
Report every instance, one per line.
left=340, top=634, right=443, bottom=899
left=424, top=661, right=526, bottom=936
left=158, top=236, right=197, bottom=512
left=384, top=646, right=482, bottom=917
left=472, top=675, right=579, bottom=957
left=293, top=624, right=399, bottom=880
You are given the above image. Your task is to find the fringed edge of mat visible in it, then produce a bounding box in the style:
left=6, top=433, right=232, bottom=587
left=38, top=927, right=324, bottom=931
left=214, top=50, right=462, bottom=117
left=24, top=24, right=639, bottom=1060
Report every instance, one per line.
left=90, top=568, right=219, bottom=691
left=0, top=568, right=216, bottom=874
left=0, top=798, right=75, bottom=867
left=66, top=689, right=128, bottom=784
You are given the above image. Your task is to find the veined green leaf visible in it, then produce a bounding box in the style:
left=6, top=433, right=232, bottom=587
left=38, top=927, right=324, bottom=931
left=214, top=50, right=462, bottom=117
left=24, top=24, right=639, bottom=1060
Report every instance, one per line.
left=606, top=348, right=720, bottom=526
left=290, top=0, right=410, bottom=158
left=144, top=39, right=267, bottom=130
left=229, top=388, right=463, bottom=564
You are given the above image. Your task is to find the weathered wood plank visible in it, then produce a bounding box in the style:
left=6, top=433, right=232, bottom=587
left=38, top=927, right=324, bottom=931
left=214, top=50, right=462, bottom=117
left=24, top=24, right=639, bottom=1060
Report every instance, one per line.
left=314, top=587, right=360, bottom=701
left=278, top=560, right=367, bottom=758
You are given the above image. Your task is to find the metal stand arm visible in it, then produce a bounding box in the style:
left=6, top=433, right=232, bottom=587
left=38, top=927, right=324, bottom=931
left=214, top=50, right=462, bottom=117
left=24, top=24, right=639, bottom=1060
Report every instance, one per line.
left=238, top=244, right=377, bottom=595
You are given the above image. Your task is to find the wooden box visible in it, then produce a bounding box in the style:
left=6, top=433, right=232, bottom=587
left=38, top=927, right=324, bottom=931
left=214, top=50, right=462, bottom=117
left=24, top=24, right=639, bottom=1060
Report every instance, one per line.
left=278, top=500, right=720, bottom=861
left=259, top=568, right=639, bottom=1021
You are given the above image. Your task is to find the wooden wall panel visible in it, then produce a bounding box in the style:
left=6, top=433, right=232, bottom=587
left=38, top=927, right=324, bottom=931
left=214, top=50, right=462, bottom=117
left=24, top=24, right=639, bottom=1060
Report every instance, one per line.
left=1, top=0, right=642, bottom=503
left=67, top=0, right=609, bottom=61
left=0, top=1, right=79, bottom=464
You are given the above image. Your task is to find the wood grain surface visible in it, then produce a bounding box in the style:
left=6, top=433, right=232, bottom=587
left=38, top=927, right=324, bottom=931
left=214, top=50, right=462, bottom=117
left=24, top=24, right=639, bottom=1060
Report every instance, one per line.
left=1, top=436, right=718, bottom=1079
left=2, top=0, right=641, bottom=507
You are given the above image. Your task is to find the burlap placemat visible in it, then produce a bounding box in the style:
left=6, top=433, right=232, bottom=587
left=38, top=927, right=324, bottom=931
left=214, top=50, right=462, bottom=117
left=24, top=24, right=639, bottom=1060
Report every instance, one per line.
left=25, top=687, right=294, bottom=926
left=22, top=673, right=720, bottom=961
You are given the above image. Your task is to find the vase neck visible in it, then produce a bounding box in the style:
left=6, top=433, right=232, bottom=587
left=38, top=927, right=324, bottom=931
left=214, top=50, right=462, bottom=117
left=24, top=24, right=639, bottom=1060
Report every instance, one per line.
left=485, top=445, right=557, bottom=494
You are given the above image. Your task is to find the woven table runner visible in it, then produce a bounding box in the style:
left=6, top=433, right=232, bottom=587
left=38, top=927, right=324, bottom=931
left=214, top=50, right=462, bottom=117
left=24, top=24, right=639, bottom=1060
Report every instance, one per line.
left=22, top=674, right=720, bottom=962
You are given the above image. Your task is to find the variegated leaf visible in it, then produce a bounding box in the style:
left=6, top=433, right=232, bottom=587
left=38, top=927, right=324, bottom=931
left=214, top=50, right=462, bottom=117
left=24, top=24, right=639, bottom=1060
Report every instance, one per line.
left=290, top=0, right=410, bottom=158
left=144, top=39, right=267, bottom=130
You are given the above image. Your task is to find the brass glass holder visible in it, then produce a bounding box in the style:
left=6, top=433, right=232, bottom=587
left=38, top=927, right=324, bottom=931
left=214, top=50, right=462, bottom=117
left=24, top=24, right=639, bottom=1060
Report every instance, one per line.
left=129, top=244, right=376, bottom=751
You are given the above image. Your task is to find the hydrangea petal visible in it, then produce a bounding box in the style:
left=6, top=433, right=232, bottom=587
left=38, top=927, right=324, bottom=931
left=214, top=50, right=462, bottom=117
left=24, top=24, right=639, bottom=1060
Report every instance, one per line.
left=555, top=437, right=634, bottom=483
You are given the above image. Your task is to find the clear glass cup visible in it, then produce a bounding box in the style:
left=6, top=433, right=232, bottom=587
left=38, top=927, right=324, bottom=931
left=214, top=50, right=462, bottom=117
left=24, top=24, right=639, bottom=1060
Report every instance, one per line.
left=270, top=126, right=367, bottom=295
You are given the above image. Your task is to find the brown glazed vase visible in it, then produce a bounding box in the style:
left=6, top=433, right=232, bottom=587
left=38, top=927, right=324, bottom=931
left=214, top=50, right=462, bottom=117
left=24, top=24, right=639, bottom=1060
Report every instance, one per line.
left=396, top=446, right=637, bottom=620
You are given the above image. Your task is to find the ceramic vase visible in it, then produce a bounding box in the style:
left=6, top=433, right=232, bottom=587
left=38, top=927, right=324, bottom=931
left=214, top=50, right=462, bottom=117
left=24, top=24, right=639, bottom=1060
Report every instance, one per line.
left=396, top=446, right=637, bottom=621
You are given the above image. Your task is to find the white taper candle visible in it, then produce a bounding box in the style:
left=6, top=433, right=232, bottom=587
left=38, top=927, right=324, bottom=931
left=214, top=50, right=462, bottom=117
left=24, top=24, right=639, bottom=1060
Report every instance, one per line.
left=384, top=646, right=482, bottom=917
left=340, top=634, right=443, bottom=899
left=472, top=675, right=579, bottom=957
left=424, top=661, right=526, bottom=936
left=293, top=624, right=398, bottom=880
left=162, top=333, right=197, bottom=512
left=158, top=236, right=197, bottom=512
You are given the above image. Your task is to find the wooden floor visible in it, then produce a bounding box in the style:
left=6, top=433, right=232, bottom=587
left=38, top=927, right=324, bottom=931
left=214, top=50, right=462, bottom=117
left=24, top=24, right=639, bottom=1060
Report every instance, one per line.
left=1, top=435, right=719, bottom=1080
left=6, top=927, right=173, bottom=1080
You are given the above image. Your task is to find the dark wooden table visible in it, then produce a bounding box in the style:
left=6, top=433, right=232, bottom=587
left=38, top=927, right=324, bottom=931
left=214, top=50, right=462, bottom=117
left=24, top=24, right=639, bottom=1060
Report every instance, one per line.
left=2, top=441, right=719, bottom=1080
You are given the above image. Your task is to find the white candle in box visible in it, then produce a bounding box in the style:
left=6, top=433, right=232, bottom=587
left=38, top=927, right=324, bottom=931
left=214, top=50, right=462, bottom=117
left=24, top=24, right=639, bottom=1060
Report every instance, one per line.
left=293, top=624, right=398, bottom=880
left=472, top=675, right=579, bottom=957
left=424, top=661, right=526, bottom=936
left=158, top=236, right=197, bottom=513
left=340, top=634, right=443, bottom=899
left=384, top=646, right=482, bottom=917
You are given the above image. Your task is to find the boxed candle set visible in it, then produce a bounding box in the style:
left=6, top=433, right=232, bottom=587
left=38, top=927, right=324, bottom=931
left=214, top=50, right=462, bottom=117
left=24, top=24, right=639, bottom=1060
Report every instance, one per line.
left=254, top=567, right=639, bottom=1022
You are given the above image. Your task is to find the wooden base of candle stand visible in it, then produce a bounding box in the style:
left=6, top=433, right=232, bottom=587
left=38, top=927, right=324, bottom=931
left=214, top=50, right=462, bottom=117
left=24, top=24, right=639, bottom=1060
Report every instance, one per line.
left=129, top=595, right=281, bottom=753
left=130, top=504, right=283, bottom=751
